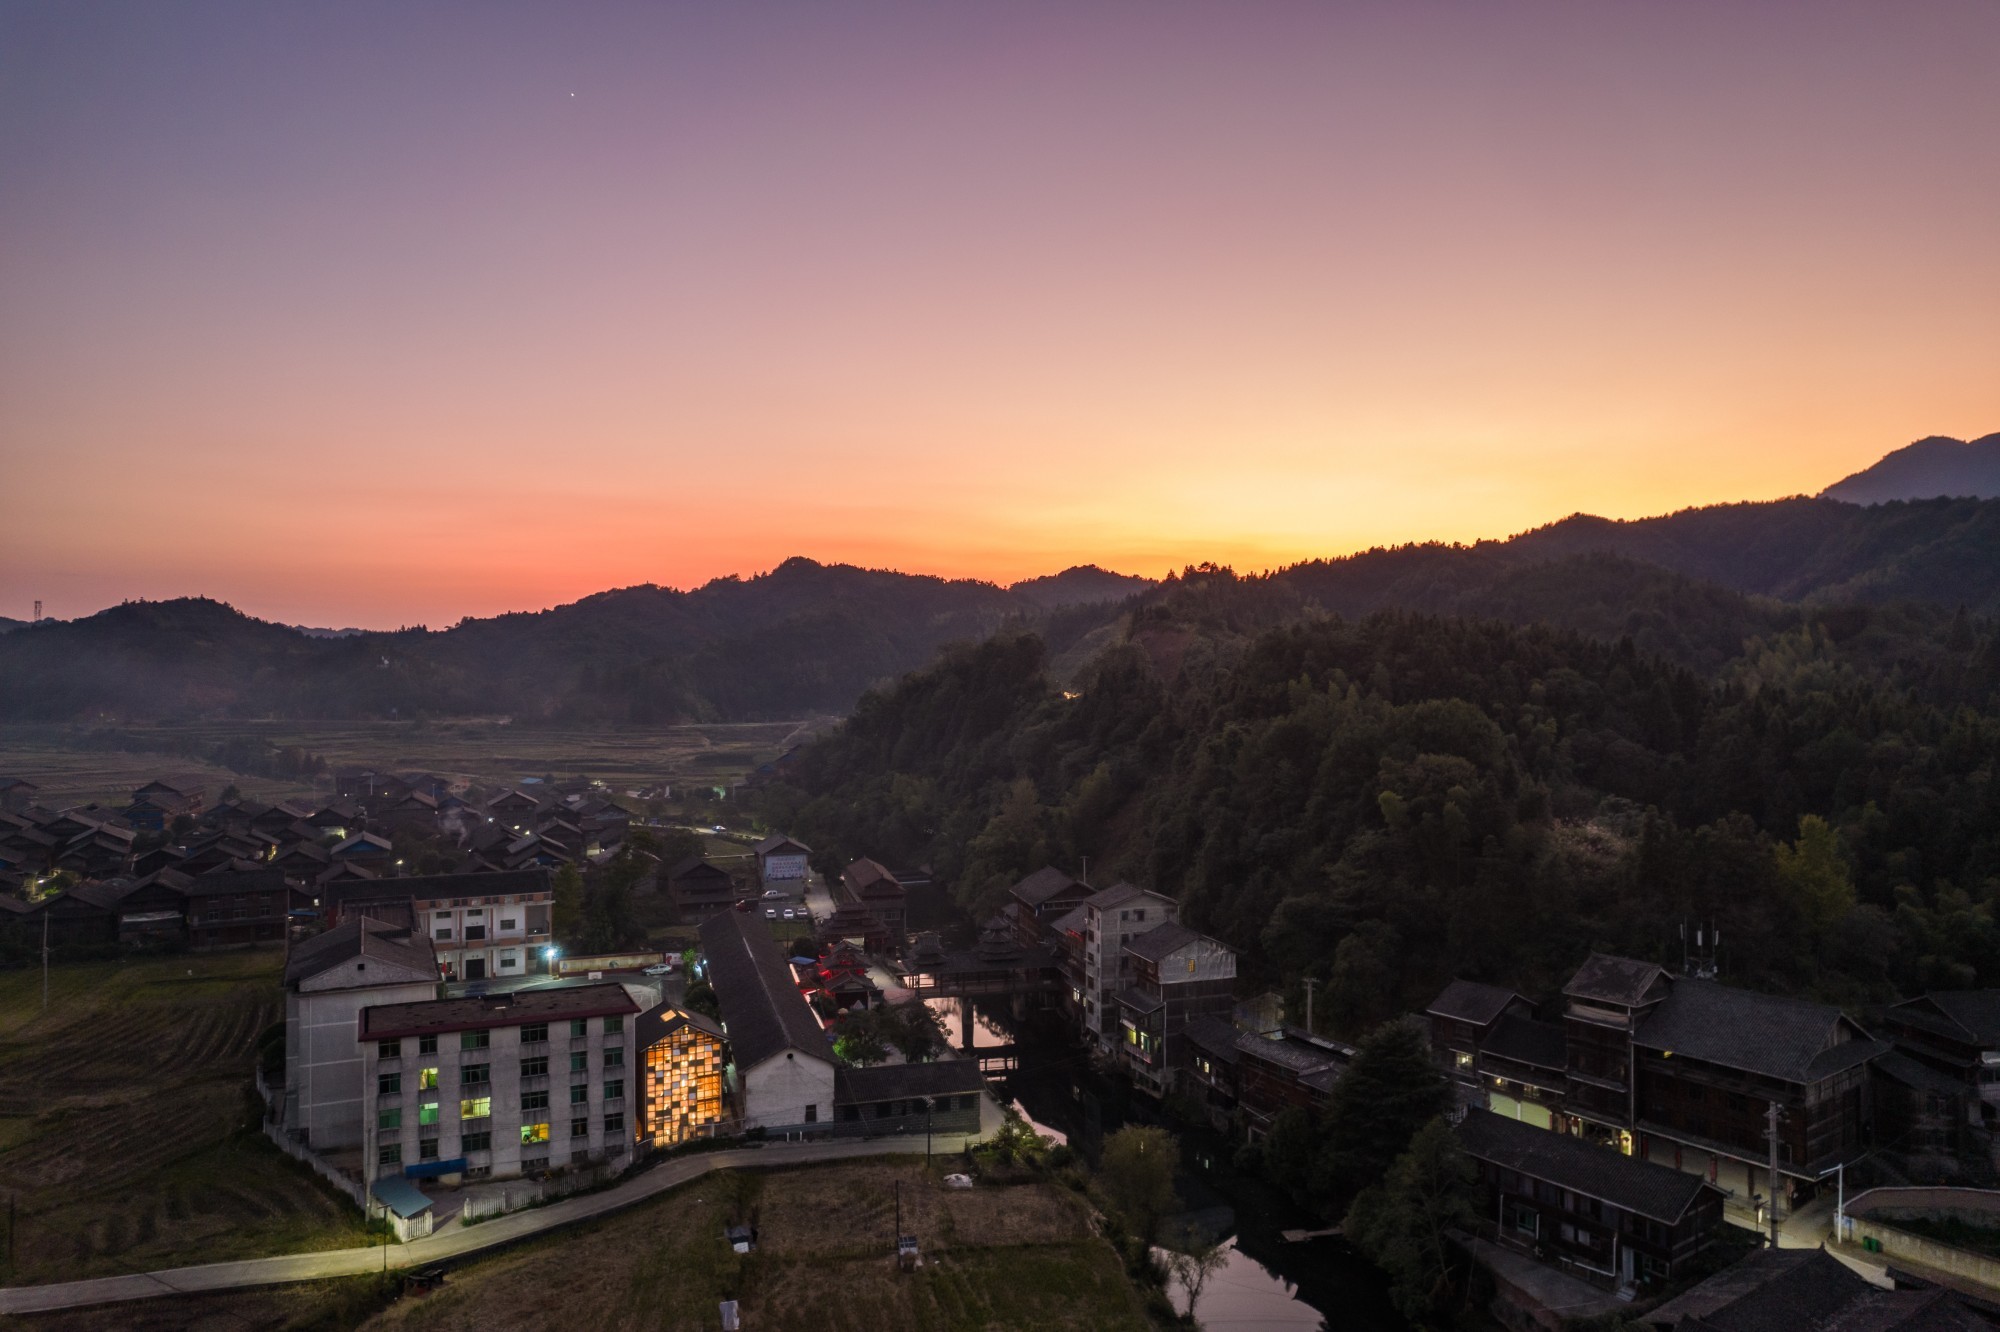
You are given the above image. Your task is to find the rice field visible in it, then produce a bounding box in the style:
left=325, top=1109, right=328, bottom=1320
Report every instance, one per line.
left=0, top=952, right=370, bottom=1284
left=0, top=719, right=828, bottom=809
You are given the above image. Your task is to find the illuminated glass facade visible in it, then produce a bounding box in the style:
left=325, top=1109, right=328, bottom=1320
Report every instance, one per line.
left=641, top=1016, right=727, bottom=1148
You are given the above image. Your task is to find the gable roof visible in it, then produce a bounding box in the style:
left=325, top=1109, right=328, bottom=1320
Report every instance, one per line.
left=1427, top=979, right=1528, bottom=1027
left=1647, top=1248, right=1882, bottom=1331
left=1009, top=866, right=1087, bottom=908
left=322, top=868, right=550, bottom=907
left=698, top=909, right=829, bottom=1070
left=1124, top=921, right=1208, bottom=964
left=834, top=1060, right=983, bottom=1106
left=1634, top=979, right=1886, bottom=1085
left=1455, top=1108, right=1716, bottom=1224
left=1082, top=880, right=1165, bottom=912
left=1893, top=991, right=2000, bottom=1047
left=755, top=834, right=810, bottom=857
left=1564, top=953, right=1670, bottom=1007
left=844, top=858, right=902, bottom=895
left=284, top=916, right=438, bottom=988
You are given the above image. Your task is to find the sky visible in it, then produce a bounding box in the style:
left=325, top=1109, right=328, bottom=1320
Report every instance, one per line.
left=2, top=2, right=1997, bottom=629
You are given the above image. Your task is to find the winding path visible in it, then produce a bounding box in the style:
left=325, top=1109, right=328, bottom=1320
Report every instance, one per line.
left=0, top=1131, right=980, bottom=1316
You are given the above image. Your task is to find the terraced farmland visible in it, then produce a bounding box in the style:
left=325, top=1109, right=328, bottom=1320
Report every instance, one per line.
left=0, top=953, right=369, bottom=1283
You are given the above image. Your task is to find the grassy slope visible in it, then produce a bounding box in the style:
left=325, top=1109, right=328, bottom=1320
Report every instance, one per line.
left=365, top=1160, right=1150, bottom=1332
left=0, top=953, right=369, bottom=1283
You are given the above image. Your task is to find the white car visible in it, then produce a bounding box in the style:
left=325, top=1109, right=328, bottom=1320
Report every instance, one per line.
left=762, top=889, right=787, bottom=900
left=782, top=907, right=795, bottom=920
left=643, top=962, right=675, bottom=976
left=764, top=907, right=778, bottom=919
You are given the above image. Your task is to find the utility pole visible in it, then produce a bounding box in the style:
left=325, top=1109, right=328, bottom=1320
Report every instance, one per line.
left=1080, top=857, right=1088, bottom=887
left=41, top=912, right=49, bottom=1012
left=1765, top=1101, right=1783, bottom=1249
left=1303, top=978, right=1317, bottom=1035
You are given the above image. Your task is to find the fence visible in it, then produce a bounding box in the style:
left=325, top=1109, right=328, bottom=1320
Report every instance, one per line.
left=253, top=1068, right=366, bottom=1209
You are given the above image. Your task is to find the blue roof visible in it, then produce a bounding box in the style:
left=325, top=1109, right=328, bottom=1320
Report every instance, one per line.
left=370, top=1177, right=434, bottom=1219
left=402, top=1157, right=467, bottom=1180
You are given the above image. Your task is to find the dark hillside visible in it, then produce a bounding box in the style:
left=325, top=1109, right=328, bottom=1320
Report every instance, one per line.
left=1823, top=433, right=2000, bottom=504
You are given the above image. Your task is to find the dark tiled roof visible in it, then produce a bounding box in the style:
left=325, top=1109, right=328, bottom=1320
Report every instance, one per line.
left=698, top=910, right=829, bottom=1070
left=1902, top=992, right=2000, bottom=1047
left=1009, top=866, right=1086, bottom=907
left=669, top=856, right=731, bottom=882
left=755, top=834, right=810, bottom=857
left=1635, top=979, right=1884, bottom=1085
left=1124, top=921, right=1204, bottom=963
left=324, top=868, right=550, bottom=907
left=1564, top=953, right=1669, bottom=1006
left=284, top=917, right=438, bottom=987
left=181, top=867, right=288, bottom=897
left=1484, top=1014, right=1567, bottom=1070
left=1235, top=1031, right=1345, bottom=1076
left=1184, top=1015, right=1245, bottom=1064
left=1455, top=1109, right=1714, bottom=1224
left=1116, top=987, right=1165, bottom=1016
left=1083, top=881, right=1149, bottom=911
left=1648, top=1248, right=1874, bottom=1331
left=361, top=981, right=637, bottom=1039
left=1427, top=979, right=1526, bottom=1027
left=834, top=1060, right=984, bottom=1106
left=1871, top=1050, right=1966, bottom=1098
left=844, top=858, right=902, bottom=896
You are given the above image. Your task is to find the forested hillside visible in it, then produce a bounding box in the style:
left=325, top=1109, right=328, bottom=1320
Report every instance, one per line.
left=766, top=567, right=2000, bottom=1027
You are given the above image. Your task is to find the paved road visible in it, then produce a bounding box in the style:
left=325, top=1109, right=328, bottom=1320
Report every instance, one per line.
left=0, top=1132, right=981, bottom=1316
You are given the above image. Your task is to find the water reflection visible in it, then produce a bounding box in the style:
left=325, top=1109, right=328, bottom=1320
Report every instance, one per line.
left=1157, top=1238, right=1328, bottom=1332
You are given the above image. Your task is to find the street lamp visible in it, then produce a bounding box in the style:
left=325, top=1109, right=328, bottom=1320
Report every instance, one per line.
left=925, top=1096, right=935, bottom=1164
left=544, top=945, right=559, bottom=976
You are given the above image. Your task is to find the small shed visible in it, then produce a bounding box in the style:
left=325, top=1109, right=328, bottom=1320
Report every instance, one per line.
left=369, top=1176, right=436, bottom=1242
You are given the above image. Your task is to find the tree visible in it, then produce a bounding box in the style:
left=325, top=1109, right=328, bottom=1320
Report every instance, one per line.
left=875, top=998, right=948, bottom=1062
left=1097, top=1124, right=1180, bottom=1242
left=1344, top=1117, right=1474, bottom=1323
left=1775, top=814, right=1856, bottom=940
left=831, top=1009, right=889, bottom=1066
left=1163, top=1222, right=1230, bottom=1327
left=551, top=864, right=585, bottom=945
left=1319, top=1017, right=1449, bottom=1206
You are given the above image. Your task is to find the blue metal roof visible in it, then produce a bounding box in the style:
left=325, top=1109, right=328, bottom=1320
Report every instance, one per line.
left=401, top=1157, right=467, bottom=1180
left=370, top=1176, right=434, bottom=1219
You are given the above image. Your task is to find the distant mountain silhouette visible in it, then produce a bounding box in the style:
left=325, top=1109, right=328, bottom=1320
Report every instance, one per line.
left=0, top=617, right=26, bottom=635
left=1008, top=565, right=1155, bottom=609
left=9, top=494, right=2000, bottom=723
left=1823, top=433, right=2000, bottom=504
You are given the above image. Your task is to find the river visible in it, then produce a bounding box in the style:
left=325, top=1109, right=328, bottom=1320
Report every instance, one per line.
left=928, top=999, right=1407, bottom=1332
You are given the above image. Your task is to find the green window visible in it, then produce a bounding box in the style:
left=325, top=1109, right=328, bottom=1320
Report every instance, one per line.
left=377, top=1108, right=401, bottom=1130
left=418, top=1103, right=440, bottom=1127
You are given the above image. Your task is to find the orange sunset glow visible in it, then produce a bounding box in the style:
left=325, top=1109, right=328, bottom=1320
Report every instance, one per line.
left=3, top=2, right=1997, bottom=628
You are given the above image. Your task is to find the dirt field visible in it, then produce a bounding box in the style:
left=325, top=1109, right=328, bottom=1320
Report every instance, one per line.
left=0, top=720, right=826, bottom=808
left=0, top=952, right=369, bottom=1283
left=361, top=1159, right=1151, bottom=1332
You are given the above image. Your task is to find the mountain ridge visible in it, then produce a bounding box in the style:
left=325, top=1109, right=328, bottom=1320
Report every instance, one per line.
left=1822, top=432, right=2000, bottom=504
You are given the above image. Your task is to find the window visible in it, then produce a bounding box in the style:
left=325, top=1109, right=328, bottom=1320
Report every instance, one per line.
left=604, top=1112, right=624, bottom=1134
left=378, top=1143, right=402, bottom=1167
left=571, top=1117, right=589, bottom=1139
left=522, top=1090, right=549, bottom=1112
left=465, top=925, right=486, bottom=941
left=419, top=1067, right=440, bottom=1091
left=462, top=1064, right=490, bottom=1086
left=803, top=1103, right=816, bottom=1123
left=571, top=1051, right=589, bottom=1073
left=521, top=1056, right=548, bottom=1078
left=1505, top=1200, right=1539, bottom=1238
left=419, top=1139, right=439, bottom=1161
left=571, top=1018, right=589, bottom=1038
left=435, top=928, right=453, bottom=941
left=461, top=1031, right=490, bottom=1051
left=604, top=1047, right=624, bottom=1069
left=604, top=1015, right=624, bottom=1035
left=435, top=910, right=451, bottom=920
left=521, top=1023, right=548, bottom=1044
left=460, top=1097, right=491, bottom=1121
left=419, top=1035, right=438, bottom=1056
left=378, top=1039, right=401, bottom=1059
left=466, top=907, right=484, bottom=918
left=378, top=1073, right=401, bottom=1096
left=462, top=1131, right=491, bottom=1153
left=499, top=952, right=518, bottom=970
left=418, top=1103, right=440, bottom=1127
left=378, top=1108, right=402, bottom=1130
left=521, top=1123, right=550, bottom=1145
left=571, top=1084, right=591, bottom=1105
left=604, top=1079, right=624, bottom=1101
left=502, top=917, right=518, bottom=930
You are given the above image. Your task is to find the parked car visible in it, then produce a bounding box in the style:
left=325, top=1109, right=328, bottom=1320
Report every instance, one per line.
left=733, top=899, right=755, bottom=913
left=782, top=908, right=795, bottom=920
left=764, top=907, right=778, bottom=919
left=643, top=962, right=674, bottom=976
left=761, top=889, right=787, bottom=900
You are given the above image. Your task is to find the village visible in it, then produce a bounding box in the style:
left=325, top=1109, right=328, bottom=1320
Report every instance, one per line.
left=5, top=768, right=2000, bottom=1329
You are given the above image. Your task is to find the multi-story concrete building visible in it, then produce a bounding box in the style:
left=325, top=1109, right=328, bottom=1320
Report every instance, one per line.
left=283, top=918, right=440, bottom=1150
left=359, top=981, right=650, bottom=1183
left=322, top=869, right=553, bottom=982
left=1074, top=882, right=1177, bottom=1049
left=1007, top=866, right=1092, bottom=950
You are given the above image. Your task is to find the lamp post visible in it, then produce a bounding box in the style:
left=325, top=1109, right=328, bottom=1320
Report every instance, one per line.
left=544, top=945, right=560, bottom=979
left=926, top=1096, right=935, bottom=1164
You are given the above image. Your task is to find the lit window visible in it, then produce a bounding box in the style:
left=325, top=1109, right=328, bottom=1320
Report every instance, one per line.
left=419, top=1067, right=440, bottom=1091
left=460, top=1097, right=491, bottom=1121
left=521, top=1123, right=550, bottom=1145
left=418, top=1103, right=440, bottom=1126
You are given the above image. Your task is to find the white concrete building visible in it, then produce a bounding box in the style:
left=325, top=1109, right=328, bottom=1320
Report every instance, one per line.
left=283, top=918, right=440, bottom=1149
left=755, top=835, right=811, bottom=886
left=323, top=869, right=554, bottom=983
left=358, top=981, right=653, bottom=1184
left=698, top=909, right=835, bottom=1133
left=1076, top=882, right=1178, bottom=1050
